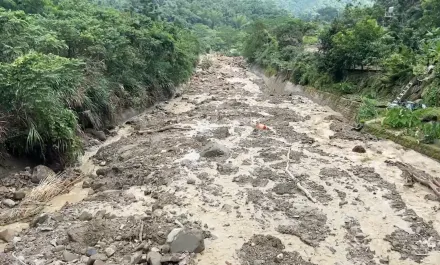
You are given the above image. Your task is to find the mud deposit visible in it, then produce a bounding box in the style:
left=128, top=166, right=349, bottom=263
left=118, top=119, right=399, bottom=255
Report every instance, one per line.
left=1, top=56, right=440, bottom=265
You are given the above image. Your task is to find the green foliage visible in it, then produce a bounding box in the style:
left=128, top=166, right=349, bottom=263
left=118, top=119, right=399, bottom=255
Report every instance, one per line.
left=303, top=36, right=318, bottom=45
left=0, top=52, right=83, bottom=162
left=414, top=107, right=440, bottom=120
left=330, top=18, right=386, bottom=72
left=356, top=98, right=378, bottom=122
left=422, top=82, right=440, bottom=107
left=332, top=82, right=355, bottom=94
left=383, top=108, right=421, bottom=129
left=242, top=21, right=278, bottom=64
left=420, top=122, right=440, bottom=144
left=316, top=7, right=339, bottom=22
left=0, top=1, right=199, bottom=165
left=277, top=0, right=373, bottom=18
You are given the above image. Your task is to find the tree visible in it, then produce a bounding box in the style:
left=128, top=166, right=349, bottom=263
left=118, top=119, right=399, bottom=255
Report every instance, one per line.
left=317, top=7, right=339, bottom=22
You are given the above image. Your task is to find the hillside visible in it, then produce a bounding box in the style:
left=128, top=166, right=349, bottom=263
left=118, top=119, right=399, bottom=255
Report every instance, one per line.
left=277, top=0, right=374, bottom=18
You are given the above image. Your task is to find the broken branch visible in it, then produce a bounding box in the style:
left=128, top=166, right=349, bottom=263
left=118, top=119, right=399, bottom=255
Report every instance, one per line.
left=139, top=221, right=144, bottom=242
left=389, top=161, right=440, bottom=198
left=137, top=125, right=192, bottom=135
left=285, top=147, right=317, bottom=203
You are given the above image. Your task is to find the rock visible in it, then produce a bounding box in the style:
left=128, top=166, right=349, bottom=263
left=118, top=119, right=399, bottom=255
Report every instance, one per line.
left=352, top=145, right=366, bottom=153
left=160, top=253, right=182, bottom=263
left=49, top=261, right=64, bottom=265
left=94, top=261, right=106, bottom=265
left=147, top=251, right=162, bottom=265
left=104, top=246, right=116, bottom=257
left=95, top=168, right=109, bottom=176
left=86, top=248, right=98, bottom=257
left=86, top=129, right=107, bottom=141
left=89, top=254, right=107, bottom=262
left=32, top=165, right=55, bottom=184
left=200, top=142, right=230, bottom=158
left=166, top=228, right=183, bottom=244
left=339, top=201, right=348, bottom=207
left=221, top=204, right=232, bottom=213
left=379, top=256, right=390, bottom=264
left=0, top=229, right=15, bottom=243
left=186, top=178, right=196, bottom=185
left=12, top=236, right=21, bottom=244
left=31, top=213, right=49, bottom=227
left=63, top=250, right=79, bottom=262
left=134, top=242, right=149, bottom=252
left=79, top=211, right=93, bottom=221
left=95, top=210, right=107, bottom=219
left=53, top=246, right=65, bottom=252
left=169, top=228, right=205, bottom=254
left=160, top=244, right=170, bottom=254
left=276, top=253, right=284, bottom=261
left=2, top=199, right=16, bottom=208
left=130, top=251, right=143, bottom=264
left=4, top=243, right=15, bottom=253
left=67, top=229, right=82, bottom=242
left=82, top=178, right=92, bottom=188
left=39, top=226, right=54, bottom=232
left=253, top=260, right=265, bottom=265
left=13, top=190, right=26, bottom=200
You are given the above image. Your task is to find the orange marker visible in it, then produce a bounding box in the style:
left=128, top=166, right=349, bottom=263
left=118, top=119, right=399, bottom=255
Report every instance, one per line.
left=256, top=123, right=268, bottom=130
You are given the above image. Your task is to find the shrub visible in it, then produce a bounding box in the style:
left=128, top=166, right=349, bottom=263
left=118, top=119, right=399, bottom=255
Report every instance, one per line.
left=200, top=55, right=214, bottom=70
left=0, top=2, right=200, bottom=165
left=356, top=98, right=378, bottom=122
left=332, top=82, right=355, bottom=94
left=0, top=52, right=84, bottom=163
left=421, top=122, right=440, bottom=143
left=383, top=108, right=421, bottom=129
left=303, top=35, right=318, bottom=45
left=422, top=82, right=440, bottom=107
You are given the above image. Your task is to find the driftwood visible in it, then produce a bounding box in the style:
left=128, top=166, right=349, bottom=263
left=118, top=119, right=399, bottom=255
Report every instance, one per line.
left=137, top=125, right=192, bottom=135
left=12, top=253, right=28, bottom=265
left=285, top=147, right=317, bottom=203
left=0, top=171, right=83, bottom=226
left=139, top=221, right=144, bottom=241
left=387, top=160, right=440, bottom=198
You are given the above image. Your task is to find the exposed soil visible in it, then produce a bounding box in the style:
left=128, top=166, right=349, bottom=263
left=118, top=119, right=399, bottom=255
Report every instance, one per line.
left=1, top=56, right=440, bottom=265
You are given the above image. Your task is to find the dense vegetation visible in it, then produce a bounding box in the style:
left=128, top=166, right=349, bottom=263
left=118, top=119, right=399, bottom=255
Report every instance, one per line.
left=241, top=0, right=440, bottom=141
left=0, top=0, right=199, bottom=166
left=278, top=0, right=372, bottom=19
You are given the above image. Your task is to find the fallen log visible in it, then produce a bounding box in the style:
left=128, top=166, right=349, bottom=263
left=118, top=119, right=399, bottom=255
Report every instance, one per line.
left=387, top=160, right=440, bottom=198
left=137, top=125, right=192, bottom=135
left=285, top=147, right=317, bottom=203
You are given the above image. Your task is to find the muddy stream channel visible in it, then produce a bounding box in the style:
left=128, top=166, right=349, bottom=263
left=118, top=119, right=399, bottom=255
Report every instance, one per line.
left=1, top=56, right=440, bottom=265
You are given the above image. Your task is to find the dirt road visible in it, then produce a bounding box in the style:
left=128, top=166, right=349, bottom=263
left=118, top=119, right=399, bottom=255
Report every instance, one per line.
left=2, top=56, right=440, bottom=265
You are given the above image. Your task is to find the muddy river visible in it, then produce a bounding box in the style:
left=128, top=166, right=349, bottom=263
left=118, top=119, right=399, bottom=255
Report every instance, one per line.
left=1, top=55, right=439, bottom=265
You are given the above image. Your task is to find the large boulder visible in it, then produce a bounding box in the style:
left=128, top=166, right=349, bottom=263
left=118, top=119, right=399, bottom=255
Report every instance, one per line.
left=167, top=228, right=205, bottom=254
left=352, top=145, right=366, bottom=153
left=32, top=165, right=55, bottom=184
left=200, top=142, right=230, bottom=158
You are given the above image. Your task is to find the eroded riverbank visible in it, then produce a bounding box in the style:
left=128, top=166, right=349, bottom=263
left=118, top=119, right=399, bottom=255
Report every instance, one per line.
left=1, top=56, right=440, bottom=265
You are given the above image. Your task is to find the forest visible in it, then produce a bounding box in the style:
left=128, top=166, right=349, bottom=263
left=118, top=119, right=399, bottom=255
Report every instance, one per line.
left=1, top=0, right=440, bottom=166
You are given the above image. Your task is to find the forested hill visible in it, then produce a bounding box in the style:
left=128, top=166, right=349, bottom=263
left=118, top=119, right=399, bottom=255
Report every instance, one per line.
left=277, top=0, right=373, bottom=18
